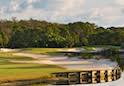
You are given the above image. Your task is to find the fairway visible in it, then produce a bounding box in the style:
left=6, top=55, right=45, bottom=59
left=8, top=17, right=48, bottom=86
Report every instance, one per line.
left=0, top=48, right=123, bottom=85
left=0, top=51, right=65, bottom=84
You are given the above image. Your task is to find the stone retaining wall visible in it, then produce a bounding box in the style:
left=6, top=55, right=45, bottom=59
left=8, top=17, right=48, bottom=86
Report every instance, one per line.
left=51, top=66, right=121, bottom=85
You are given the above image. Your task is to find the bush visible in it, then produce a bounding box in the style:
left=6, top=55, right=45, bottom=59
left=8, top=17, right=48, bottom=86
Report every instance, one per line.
left=101, top=48, right=119, bottom=56
left=121, top=43, right=124, bottom=49
left=80, top=53, right=93, bottom=59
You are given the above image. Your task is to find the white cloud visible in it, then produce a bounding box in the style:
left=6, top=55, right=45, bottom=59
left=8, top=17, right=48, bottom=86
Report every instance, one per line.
left=27, top=0, right=33, bottom=4
left=10, top=0, right=19, bottom=11
left=9, top=6, right=51, bottom=21
left=7, top=0, right=85, bottom=22
left=52, top=0, right=85, bottom=17
left=116, top=0, right=124, bottom=5
left=27, top=0, right=43, bottom=10
left=1, top=0, right=124, bottom=26
left=89, top=7, right=121, bottom=22
left=0, top=7, right=4, bottom=14
left=27, top=0, right=40, bottom=4
left=12, top=9, right=42, bottom=20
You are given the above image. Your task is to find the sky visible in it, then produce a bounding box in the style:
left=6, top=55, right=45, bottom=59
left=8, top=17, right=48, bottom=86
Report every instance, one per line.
left=0, top=0, right=124, bottom=27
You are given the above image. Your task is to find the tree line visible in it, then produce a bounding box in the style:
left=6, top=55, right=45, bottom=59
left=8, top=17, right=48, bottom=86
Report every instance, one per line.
left=0, top=19, right=124, bottom=48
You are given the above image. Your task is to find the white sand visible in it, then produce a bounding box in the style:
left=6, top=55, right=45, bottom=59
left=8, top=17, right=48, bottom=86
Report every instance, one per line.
left=13, top=53, right=118, bottom=70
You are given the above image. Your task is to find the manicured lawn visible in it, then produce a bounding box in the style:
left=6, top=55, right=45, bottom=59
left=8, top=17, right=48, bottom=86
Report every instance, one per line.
left=21, top=47, right=95, bottom=54
left=21, top=46, right=120, bottom=55
left=0, top=63, right=64, bottom=83
left=21, top=48, right=70, bottom=55
left=21, top=48, right=60, bottom=54
left=0, top=52, right=34, bottom=61
left=81, top=46, right=96, bottom=51
left=0, top=52, right=65, bottom=83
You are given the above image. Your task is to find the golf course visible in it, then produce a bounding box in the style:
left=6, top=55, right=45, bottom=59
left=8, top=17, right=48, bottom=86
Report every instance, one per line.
left=0, top=47, right=123, bottom=85
left=0, top=48, right=66, bottom=85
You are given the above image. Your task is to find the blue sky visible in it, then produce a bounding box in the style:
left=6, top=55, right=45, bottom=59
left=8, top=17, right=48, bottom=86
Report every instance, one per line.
left=0, top=0, right=124, bottom=27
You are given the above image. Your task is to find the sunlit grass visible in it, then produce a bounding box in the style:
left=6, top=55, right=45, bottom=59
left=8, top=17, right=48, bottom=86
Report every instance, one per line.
left=0, top=63, right=64, bottom=82
left=0, top=52, right=65, bottom=83
left=21, top=48, right=70, bottom=55
left=21, top=48, right=60, bottom=54
left=0, top=52, right=34, bottom=61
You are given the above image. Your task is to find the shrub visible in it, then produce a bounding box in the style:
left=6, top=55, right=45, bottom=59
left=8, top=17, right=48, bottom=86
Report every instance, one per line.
left=101, top=47, right=119, bottom=56
left=121, top=43, right=124, bottom=49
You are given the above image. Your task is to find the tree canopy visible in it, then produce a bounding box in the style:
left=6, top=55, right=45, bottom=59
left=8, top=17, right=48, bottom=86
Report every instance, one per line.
left=0, top=19, right=124, bottom=48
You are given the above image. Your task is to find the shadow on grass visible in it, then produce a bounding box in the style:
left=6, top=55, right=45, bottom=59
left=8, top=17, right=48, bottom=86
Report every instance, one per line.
left=0, top=65, right=63, bottom=69
left=47, top=52, right=65, bottom=56
left=0, top=78, right=50, bottom=86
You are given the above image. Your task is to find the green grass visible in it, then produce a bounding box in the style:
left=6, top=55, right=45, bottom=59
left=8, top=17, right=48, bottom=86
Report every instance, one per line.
left=0, top=52, right=65, bottom=83
left=21, top=48, right=70, bottom=55
left=0, top=63, right=64, bottom=82
left=81, top=46, right=95, bottom=51
left=21, top=47, right=96, bottom=54
left=21, top=47, right=98, bottom=55
left=21, top=48, right=60, bottom=54
left=0, top=52, right=34, bottom=61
